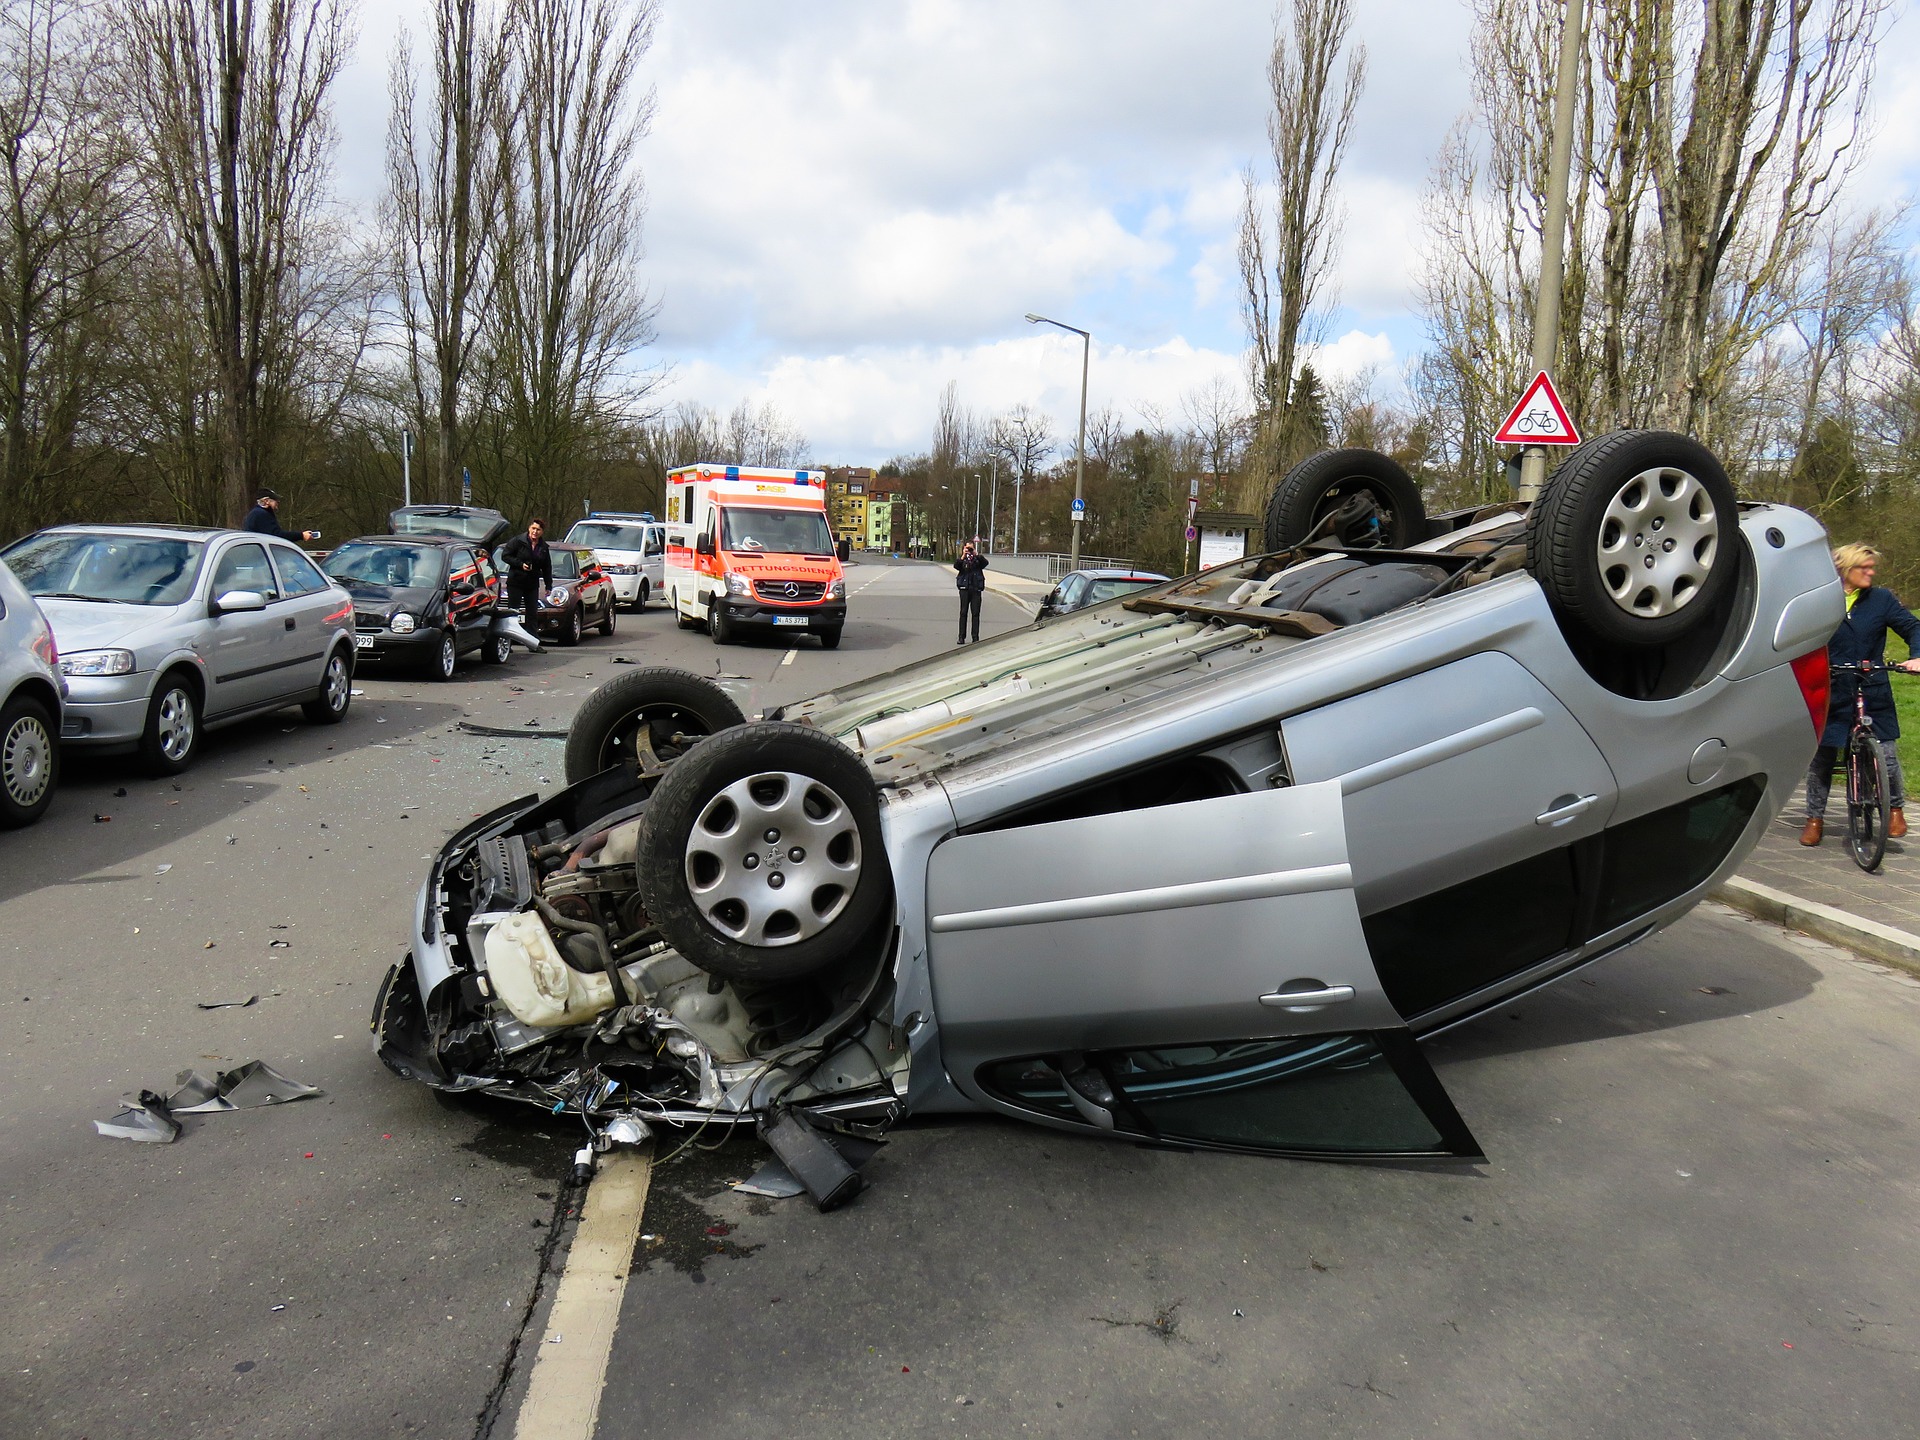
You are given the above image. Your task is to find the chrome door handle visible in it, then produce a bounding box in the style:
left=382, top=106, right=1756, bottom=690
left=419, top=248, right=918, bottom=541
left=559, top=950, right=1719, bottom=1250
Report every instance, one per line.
left=1535, top=794, right=1598, bottom=826
left=1259, top=984, right=1356, bottom=1010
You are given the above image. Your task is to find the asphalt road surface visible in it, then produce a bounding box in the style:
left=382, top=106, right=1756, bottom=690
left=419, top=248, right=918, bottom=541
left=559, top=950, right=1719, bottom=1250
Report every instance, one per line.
left=4, top=556, right=1918, bottom=1439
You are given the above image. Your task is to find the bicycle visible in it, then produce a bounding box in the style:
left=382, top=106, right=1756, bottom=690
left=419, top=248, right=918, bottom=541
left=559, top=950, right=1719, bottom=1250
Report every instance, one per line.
left=1829, top=660, right=1911, bottom=872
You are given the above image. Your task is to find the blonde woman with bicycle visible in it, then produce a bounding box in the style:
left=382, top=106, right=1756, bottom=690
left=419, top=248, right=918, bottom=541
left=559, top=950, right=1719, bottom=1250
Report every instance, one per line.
left=1801, top=543, right=1920, bottom=847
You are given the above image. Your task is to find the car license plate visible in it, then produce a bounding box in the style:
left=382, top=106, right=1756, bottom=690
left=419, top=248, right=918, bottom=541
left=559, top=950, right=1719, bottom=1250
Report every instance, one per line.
left=354, top=634, right=373, bottom=649
left=773, top=616, right=809, bottom=627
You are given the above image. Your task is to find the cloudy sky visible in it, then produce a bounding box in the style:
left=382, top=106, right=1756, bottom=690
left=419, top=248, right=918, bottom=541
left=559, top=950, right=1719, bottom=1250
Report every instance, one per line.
left=330, top=0, right=1920, bottom=466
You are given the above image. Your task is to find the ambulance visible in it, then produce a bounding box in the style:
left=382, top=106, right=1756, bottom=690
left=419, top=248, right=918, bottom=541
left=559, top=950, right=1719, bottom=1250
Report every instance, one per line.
left=662, top=464, right=847, bottom=648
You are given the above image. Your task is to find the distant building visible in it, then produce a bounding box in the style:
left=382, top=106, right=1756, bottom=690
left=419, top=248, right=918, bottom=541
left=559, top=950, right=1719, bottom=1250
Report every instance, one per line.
left=825, top=467, right=875, bottom=546
left=867, top=493, right=905, bottom=552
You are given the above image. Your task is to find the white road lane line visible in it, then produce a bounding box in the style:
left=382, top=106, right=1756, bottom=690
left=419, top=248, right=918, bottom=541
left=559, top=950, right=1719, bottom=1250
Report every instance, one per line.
left=512, top=1147, right=653, bottom=1440
left=782, top=648, right=798, bottom=665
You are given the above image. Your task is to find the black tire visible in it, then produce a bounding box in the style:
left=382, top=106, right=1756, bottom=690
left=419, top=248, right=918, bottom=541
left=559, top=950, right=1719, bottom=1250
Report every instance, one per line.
left=1524, top=430, right=1740, bottom=650
left=138, top=672, right=201, bottom=776
left=674, top=593, right=701, bottom=630
left=597, top=596, right=616, bottom=637
left=633, top=581, right=648, bottom=612
left=302, top=647, right=353, bottom=724
left=710, top=601, right=734, bottom=645
left=635, top=722, right=892, bottom=983
left=424, top=628, right=458, bottom=681
left=563, top=667, right=747, bottom=783
left=481, top=629, right=513, bottom=665
left=1846, top=730, right=1890, bottom=873
left=819, top=626, right=843, bottom=650
left=1263, top=448, right=1426, bottom=551
left=558, top=606, right=583, bottom=647
left=0, top=693, right=58, bottom=828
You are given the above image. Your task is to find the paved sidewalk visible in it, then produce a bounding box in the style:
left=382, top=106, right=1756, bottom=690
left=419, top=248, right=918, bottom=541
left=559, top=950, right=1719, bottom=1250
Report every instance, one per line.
left=1716, top=780, right=1920, bottom=976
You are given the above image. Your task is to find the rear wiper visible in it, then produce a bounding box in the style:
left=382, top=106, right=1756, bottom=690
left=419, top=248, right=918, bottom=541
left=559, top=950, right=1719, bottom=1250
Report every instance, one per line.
left=37, top=591, right=113, bottom=602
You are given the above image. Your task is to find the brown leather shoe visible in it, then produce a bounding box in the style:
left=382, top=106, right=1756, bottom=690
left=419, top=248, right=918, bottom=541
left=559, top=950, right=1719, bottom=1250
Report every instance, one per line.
left=1891, top=808, right=1908, bottom=840
left=1799, top=817, right=1823, bottom=846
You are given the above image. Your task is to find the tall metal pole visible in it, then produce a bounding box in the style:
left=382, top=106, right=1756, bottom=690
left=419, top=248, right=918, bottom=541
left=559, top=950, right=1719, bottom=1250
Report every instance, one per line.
left=1518, top=0, right=1586, bottom=502
left=1025, top=313, right=1092, bottom=567
left=987, top=456, right=998, bottom=554
left=1012, top=475, right=1023, bottom=556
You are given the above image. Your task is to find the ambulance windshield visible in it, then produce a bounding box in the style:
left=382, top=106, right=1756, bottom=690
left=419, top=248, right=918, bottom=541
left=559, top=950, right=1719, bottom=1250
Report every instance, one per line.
left=719, top=506, right=833, bottom=556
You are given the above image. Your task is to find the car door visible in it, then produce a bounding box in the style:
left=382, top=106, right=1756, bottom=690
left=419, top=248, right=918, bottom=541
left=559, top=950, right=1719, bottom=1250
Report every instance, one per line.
left=203, top=541, right=286, bottom=715
left=1280, top=650, right=1620, bottom=1024
left=925, top=780, right=1480, bottom=1160
left=265, top=544, right=339, bottom=698
left=641, top=524, right=665, bottom=593
left=447, top=547, right=490, bottom=643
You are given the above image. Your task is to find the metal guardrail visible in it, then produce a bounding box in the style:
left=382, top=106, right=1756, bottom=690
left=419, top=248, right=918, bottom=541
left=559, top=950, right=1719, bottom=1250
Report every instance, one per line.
left=1031, top=552, right=1138, bottom=582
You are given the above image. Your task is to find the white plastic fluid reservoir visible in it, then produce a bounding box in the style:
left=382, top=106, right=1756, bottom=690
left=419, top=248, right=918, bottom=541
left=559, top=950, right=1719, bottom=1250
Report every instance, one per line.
left=482, top=911, right=614, bottom=1028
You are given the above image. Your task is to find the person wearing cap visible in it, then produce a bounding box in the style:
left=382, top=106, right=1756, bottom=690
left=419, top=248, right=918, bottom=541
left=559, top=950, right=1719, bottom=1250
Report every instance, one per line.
left=242, top=488, right=319, bottom=544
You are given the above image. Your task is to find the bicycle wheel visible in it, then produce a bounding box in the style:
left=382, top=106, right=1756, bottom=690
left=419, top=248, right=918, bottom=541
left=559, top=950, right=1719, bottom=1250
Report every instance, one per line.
left=1845, top=729, right=1890, bottom=873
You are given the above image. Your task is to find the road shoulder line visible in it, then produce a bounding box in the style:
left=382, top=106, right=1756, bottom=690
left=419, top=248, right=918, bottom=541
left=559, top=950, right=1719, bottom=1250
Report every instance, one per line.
left=511, top=1147, right=654, bottom=1440
left=1712, top=875, right=1920, bottom=978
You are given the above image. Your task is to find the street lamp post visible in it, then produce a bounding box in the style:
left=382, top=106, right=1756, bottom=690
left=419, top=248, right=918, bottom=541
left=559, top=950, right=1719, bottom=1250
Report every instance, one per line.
left=1025, top=312, right=1090, bottom=570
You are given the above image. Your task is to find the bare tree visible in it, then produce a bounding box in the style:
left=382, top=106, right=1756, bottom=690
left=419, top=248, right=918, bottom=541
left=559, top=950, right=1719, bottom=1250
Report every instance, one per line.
left=0, top=0, right=135, bottom=536
left=483, top=0, right=659, bottom=521
left=117, top=0, right=350, bottom=523
left=1181, top=375, right=1249, bottom=485
left=1238, top=0, right=1365, bottom=446
left=385, top=0, right=515, bottom=502
left=720, top=397, right=807, bottom=467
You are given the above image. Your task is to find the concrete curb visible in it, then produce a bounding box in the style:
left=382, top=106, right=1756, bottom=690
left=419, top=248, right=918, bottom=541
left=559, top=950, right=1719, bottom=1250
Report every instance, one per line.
left=983, top=575, right=1044, bottom=615
left=1712, top=875, right=1920, bottom=979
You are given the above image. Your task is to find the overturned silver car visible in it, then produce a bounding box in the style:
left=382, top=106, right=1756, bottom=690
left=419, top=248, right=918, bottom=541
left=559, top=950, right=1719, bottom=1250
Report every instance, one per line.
left=374, top=433, right=1842, bottom=1206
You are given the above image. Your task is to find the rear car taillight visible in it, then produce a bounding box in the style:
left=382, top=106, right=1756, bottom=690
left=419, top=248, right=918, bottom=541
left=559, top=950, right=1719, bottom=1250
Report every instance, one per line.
left=1790, top=648, right=1830, bottom=737
left=30, top=621, right=56, bottom=668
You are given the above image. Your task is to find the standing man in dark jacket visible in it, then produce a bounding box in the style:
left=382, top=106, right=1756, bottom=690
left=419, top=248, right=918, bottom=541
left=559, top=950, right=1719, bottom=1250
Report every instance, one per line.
left=1802, top=543, right=1920, bottom=845
left=498, top=520, right=551, bottom=629
left=242, top=488, right=318, bottom=544
left=954, top=540, right=987, bottom=644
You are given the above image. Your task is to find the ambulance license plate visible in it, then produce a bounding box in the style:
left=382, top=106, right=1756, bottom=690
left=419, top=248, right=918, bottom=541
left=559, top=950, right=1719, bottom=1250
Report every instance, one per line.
left=773, top=616, right=809, bottom=627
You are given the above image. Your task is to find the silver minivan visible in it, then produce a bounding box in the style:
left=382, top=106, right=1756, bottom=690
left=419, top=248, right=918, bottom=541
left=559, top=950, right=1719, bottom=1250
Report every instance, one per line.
left=0, top=559, right=63, bottom=827
left=564, top=513, right=664, bottom=610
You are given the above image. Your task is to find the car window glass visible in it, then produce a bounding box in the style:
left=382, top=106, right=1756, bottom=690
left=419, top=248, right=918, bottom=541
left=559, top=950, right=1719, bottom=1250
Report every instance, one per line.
left=568, top=523, right=646, bottom=550
left=322, top=542, right=446, bottom=589
left=720, top=506, right=832, bottom=555
left=272, top=546, right=329, bottom=597
left=549, top=549, right=584, bottom=580
left=475, top=549, right=498, bottom=585
left=211, top=542, right=279, bottom=601
left=1594, top=776, right=1766, bottom=932
left=644, top=529, right=663, bottom=557
left=3, top=533, right=206, bottom=606
left=1058, top=576, right=1087, bottom=608
left=1089, top=577, right=1160, bottom=604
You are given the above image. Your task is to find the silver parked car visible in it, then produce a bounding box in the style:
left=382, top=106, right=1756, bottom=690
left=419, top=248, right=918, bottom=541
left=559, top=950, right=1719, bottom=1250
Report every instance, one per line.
left=374, top=432, right=1841, bottom=1205
left=564, top=513, right=665, bottom=610
left=1, top=525, right=358, bottom=775
left=0, top=560, right=63, bottom=827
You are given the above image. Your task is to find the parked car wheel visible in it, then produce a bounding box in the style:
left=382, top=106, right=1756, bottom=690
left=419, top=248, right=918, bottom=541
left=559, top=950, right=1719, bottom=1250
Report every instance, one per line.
left=635, top=722, right=892, bottom=983
left=481, top=630, right=513, bottom=665
left=138, top=673, right=201, bottom=776
left=1524, top=430, right=1740, bottom=650
left=425, top=628, right=458, bottom=681
left=675, top=593, right=701, bottom=630
left=633, top=581, right=648, bottom=612
left=819, top=626, right=843, bottom=650
left=597, top=597, right=616, bottom=637
left=302, top=648, right=353, bottom=724
left=558, top=606, right=583, bottom=647
left=710, top=601, right=735, bottom=645
left=1264, top=448, right=1426, bottom=551
left=0, top=694, right=58, bottom=828
left=563, top=667, right=747, bottom=783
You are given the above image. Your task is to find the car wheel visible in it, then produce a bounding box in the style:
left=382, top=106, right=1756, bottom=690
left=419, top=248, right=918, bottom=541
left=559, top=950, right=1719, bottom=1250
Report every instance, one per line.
left=1263, top=448, right=1426, bottom=551
left=1524, top=429, right=1740, bottom=649
left=138, top=674, right=201, bottom=776
left=563, top=667, right=747, bottom=783
left=425, top=629, right=458, bottom=681
left=0, top=694, right=58, bottom=828
left=674, top=593, right=701, bottom=630
left=709, top=601, right=734, bottom=645
left=558, top=607, right=583, bottom=647
left=635, top=722, right=892, bottom=983
left=481, top=630, right=513, bottom=665
left=819, top=626, right=843, bottom=650
left=302, top=649, right=353, bottom=724
left=634, top=581, right=648, bottom=612
left=598, top=597, right=616, bottom=637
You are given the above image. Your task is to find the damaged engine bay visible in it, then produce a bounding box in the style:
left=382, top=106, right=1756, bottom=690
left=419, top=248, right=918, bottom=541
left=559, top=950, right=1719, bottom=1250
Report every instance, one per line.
left=373, top=762, right=907, bottom=1208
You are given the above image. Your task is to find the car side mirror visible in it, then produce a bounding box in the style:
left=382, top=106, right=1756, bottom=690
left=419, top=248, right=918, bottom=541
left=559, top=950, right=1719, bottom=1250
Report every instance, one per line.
left=211, top=589, right=266, bottom=615
left=695, top=533, right=715, bottom=557
left=452, top=577, right=476, bottom=594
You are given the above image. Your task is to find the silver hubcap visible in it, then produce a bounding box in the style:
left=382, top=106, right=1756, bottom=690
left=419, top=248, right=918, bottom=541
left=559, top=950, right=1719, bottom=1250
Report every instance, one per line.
left=685, top=770, right=862, bottom=946
left=323, top=656, right=349, bottom=710
left=2, top=713, right=51, bottom=806
left=156, top=689, right=195, bottom=762
left=440, top=635, right=455, bottom=674
left=1597, top=466, right=1718, bottom=618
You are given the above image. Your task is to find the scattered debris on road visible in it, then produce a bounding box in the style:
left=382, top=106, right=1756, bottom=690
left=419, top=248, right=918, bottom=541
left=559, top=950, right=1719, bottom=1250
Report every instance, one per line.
left=196, top=995, right=259, bottom=1010
left=93, top=1061, right=321, bottom=1143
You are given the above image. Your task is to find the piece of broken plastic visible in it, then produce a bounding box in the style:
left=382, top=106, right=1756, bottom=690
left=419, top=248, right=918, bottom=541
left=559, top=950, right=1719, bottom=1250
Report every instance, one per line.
left=196, top=995, right=259, bottom=1010
left=168, top=1061, right=322, bottom=1113
left=93, top=1091, right=182, bottom=1143
left=601, top=1113, right=651, bottom=1148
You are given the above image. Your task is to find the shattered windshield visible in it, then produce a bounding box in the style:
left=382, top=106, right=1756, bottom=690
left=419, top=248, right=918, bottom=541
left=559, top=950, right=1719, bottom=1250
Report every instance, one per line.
left=720, top=506, right=833, bottom=556
left=2, top=532, right=206, bottom=605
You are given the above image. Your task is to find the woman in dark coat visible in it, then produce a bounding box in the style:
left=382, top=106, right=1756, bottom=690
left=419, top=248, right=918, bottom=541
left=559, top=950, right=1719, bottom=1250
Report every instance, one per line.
left=1802, top=543, right=1920, bottom=845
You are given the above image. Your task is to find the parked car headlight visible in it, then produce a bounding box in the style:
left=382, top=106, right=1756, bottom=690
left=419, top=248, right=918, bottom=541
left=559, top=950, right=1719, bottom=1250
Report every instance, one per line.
left=390, top=612, right=416, bottom=634
left=546, top=586, right=571, bottom=606
left=725, top=573, right=751, bottom=596
left=59, top=648, right=135, bottom=676
left=605, top=562, right=636, bottom=575
left=828, top=579, right=846, bottom=600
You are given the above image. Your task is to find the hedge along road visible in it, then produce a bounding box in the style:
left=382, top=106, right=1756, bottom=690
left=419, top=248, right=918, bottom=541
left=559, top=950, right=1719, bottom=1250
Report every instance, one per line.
left=0, top=556, right=1012, bottom=1440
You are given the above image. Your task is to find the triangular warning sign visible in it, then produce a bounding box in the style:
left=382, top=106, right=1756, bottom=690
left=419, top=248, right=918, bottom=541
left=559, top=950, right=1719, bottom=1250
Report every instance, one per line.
left=1494, top=371, right=1581, bottom=445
